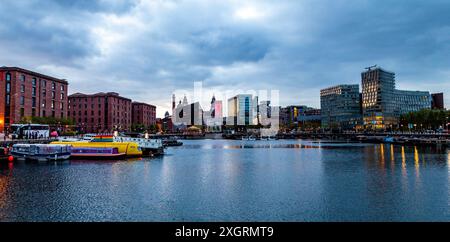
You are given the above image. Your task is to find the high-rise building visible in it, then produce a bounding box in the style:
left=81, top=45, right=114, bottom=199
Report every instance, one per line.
left=361, top=67, right=397, bottom=128
left=0, top=66, right=69, bottom=132
left=227, top=94, right=256, bottom=126
left=132, top=102, right=156, bottom=128
left=320, top=84, right=361, bottom=129
left=68, top=92, right=132, bottom=133
left=361, top=67, right=431, bottom=129
left=431, top=93, right=444, bottom=110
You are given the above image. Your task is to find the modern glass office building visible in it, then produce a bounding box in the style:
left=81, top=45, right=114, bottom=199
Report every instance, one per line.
left=227, top=94, right=255, bottom=126
left=320, top=84, right=361, bottom=129
left=361, top=67, right=431, bottom=129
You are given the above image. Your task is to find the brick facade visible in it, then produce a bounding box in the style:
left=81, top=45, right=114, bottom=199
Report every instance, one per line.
left=68, top=92, right=132, bottom=133
left=132, top=102, right=156, bottom=128
left=0, top=67, right=69, bottom=132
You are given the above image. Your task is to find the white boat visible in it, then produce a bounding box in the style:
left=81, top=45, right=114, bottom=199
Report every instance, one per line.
left=11, top=144, right=72, bottom=162
left=114, top=136, right=164, bottom=155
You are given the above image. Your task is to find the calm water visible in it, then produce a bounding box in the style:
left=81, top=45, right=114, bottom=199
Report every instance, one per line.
left=0, top=139, right=449, bottom=221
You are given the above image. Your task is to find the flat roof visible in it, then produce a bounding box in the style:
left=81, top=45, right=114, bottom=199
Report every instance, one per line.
left=0, top=66, right=68, bottom=84
left=69, top=92, right=132, bottom=101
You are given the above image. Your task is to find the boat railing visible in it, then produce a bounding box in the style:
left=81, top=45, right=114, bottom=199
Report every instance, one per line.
left=114, top=137, right=163, bottom=149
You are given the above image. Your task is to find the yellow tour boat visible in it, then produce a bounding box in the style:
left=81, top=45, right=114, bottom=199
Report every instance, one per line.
left=51, top=134, right=142, bottom=157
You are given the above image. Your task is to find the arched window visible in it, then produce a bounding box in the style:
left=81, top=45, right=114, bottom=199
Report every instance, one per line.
left=5, top=73, right=11, bottom=81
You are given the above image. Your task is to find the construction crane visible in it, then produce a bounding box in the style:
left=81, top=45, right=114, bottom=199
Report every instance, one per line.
left=365, top=65, right=377, bottom=71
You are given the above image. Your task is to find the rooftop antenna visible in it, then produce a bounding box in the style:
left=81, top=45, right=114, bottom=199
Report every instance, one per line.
left=365, top=65, right=377, bottom=71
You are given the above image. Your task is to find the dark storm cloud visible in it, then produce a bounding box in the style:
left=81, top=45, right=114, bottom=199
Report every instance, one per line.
left=0, top=0, right=449, bottom=115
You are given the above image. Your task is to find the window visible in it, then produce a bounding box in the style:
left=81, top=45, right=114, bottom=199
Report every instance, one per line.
left=20, top=108, right=24, bottom=117
left=42, top=110, right=46, bottom=117
left=21, top=85, right=25, bottom=93
left=60, top=102, right=64, bottom=110
left=52, top=82, right=56, bottom=90
left=51, top=100, right=55, bottom=109
left=61, top=93, right=64, bottom=100
left=20, top=96, right=25, bottom=105
left=43, top=91, right=46, bottom=97
left=32, top=78, right=36, bottom=86
left=32, top=87, right=36, bottom=96
left=6, top=95, right=10, bottom=105
left=41, top=80, right=47, bottom=87
left=52, top=91, right=55, bottom=99
left=52, top=111, right=55, bottom=117
left=32, top=97, right=36, bottom=107
left=61, top=85, right=64, bottom=91
left=6, top=73, right=11, bottom=81
left=42, top=100, right=46, bottom=108
left=6, top=83, right=10, bottom=93
left=20, top=74, right=25, bottom=82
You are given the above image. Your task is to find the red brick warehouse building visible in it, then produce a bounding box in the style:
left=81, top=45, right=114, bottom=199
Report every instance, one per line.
left=132, top=102, right=156, bottom=128
left=68, top=92, right=132, bottom=133
left=0, top=66, right=69, bottom=132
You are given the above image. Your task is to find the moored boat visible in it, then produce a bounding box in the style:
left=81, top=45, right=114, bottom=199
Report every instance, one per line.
left=70, top=147, right=126, bottom=159
left=51, top=135, right=142, bottom=157
left=11, top=144, right=71, bottom=162
left=114, top=136, right=165, bottom=156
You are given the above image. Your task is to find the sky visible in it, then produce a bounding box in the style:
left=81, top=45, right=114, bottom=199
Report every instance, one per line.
left=1, top=0, right=449, bottom=117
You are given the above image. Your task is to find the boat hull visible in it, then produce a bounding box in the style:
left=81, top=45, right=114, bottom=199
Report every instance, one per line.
left=50, top=141, right=142, bottom=156
left=70, top=153, right=126, bottom=159
left=11, top=151, right=71, bottom=162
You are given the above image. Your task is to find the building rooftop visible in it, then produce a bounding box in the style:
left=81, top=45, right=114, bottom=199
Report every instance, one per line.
left=69, top=92, right=131, bottom=101
left=0, top=66, right=68, bottom=84
left=132, top=101, right=156, bottom=108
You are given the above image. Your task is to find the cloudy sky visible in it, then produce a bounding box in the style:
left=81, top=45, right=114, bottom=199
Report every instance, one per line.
left=1, top=0, right=449, bottom=117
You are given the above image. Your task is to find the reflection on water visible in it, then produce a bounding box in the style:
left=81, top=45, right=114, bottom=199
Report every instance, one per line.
left=0, top=139, right=449, bottom=222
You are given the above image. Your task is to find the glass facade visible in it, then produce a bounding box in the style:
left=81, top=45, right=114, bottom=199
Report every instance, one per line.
left=227, top=94, right=256, bottom=126
left=320, top=84, right=361, bottom=129
left=361, top=67, right=431, bottom=129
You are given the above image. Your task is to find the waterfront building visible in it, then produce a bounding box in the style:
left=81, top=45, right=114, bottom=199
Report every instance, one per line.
left=361, top=66, right=431, bottom=129
left=158, top=111, right=173, bottom=133
left=298, top=108, right=321, bottom=130
left=132, top=102, right=156, bottom=128
left=68, top=92, right=132, bottom=133
left=0, top=66, right=69, bottom=132
left=173, top=95, right=204, bottom=130
left=394, top=90, right=431, bottom=114
left=279, top=105, right=311, bottom=128
left=227, top=94, right=257, bottom=126
left=205, top=95, right=223, bottom=132
left=258, top=101, right=272, bottom=126
left=431, top=93, right=444, bottom=110
left=320, top=84, right=361, bottom=130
